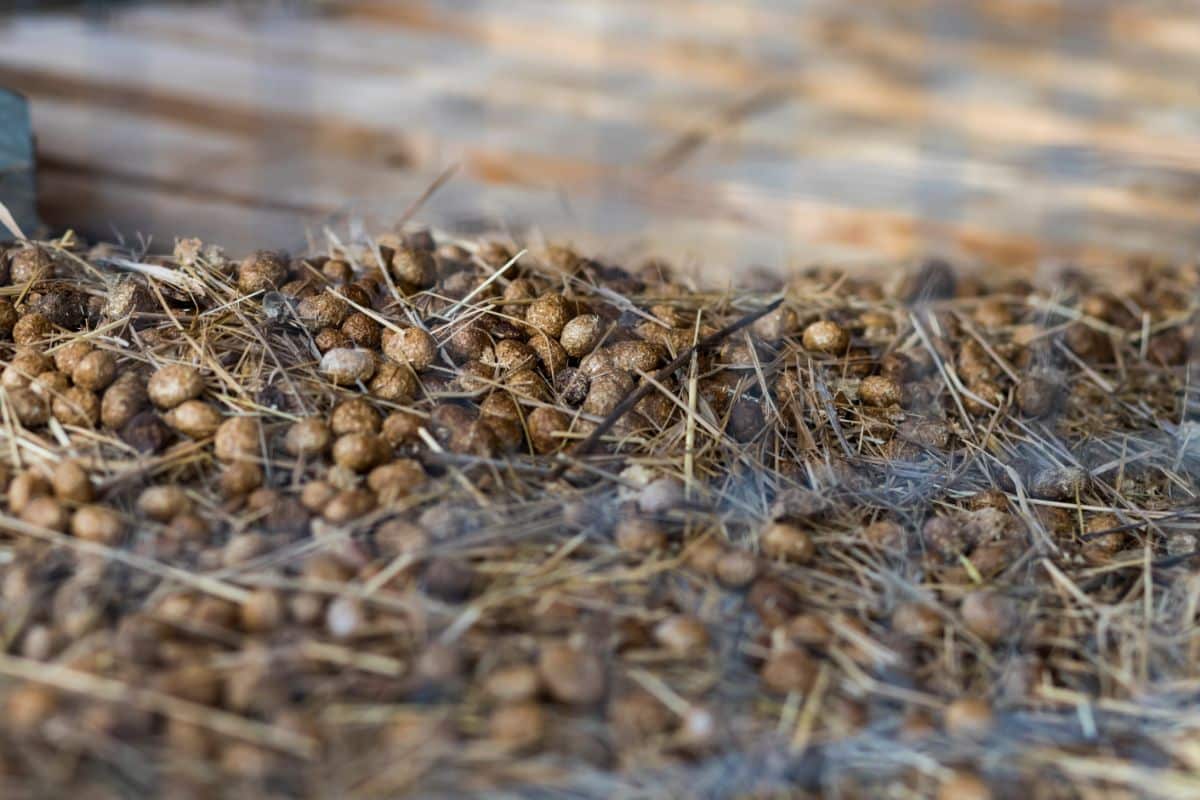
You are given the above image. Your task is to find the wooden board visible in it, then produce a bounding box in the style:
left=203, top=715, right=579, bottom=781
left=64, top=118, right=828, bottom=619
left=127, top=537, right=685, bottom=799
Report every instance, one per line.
left=1, top=0, right=1198, bottom=279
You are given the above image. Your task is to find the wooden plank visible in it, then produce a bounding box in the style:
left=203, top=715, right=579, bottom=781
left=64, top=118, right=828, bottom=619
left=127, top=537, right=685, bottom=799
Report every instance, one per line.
left=326, top=2, right=1200, bottom=181
left=0, top=15, right=681, bottom=165
left=11, top=7, right=1190, bottom=219
left=34, top=91, right=1141, bottom=275
left=2, top=1, right=1197, bottom=278
left=36, top=169, right=315, bottom=252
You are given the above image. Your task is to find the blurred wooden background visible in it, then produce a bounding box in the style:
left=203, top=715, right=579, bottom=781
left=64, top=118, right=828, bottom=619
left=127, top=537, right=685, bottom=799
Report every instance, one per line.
left=1, top=0, right=1198, bottom=277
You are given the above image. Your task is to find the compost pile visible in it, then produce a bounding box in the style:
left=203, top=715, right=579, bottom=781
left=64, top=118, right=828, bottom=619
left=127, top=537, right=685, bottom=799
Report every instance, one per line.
left=2, top=229, right=1200, bottom=799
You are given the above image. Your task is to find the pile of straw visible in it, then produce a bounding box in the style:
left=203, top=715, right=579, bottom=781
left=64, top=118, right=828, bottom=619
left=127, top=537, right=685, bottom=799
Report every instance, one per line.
left=1, top=227, right=1198, bottom=798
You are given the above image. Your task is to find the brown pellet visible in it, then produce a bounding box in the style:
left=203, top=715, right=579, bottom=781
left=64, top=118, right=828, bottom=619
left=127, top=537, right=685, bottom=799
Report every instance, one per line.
left=6, top=684, right=58, bottom=733
left=51, top=460, right=93, bottom=504
left=214, top=416, right=261, bottom=461
left=606, top=340, right=663, bottom=373
left=785, top=613, right=833, bottom=647
left=342, top=312, right=381, bottom=348
left=715, top=549, right=758, bottom=588
left=960, top=591, right=1016, bottom=644
left=483, top=665, right=541, bottom=704
left=297, top=293, right=350, bottom=329
left=638, top=476, right=685, bottom=515
left=488, top=702, right=545, bottom=752
left=52, top=386, right=100, bottom=428
left=330, top=397, right=382, bottom=435
left=944, top=697, right=993, bottom=736
left=538, top=642, right=605, bottom=705
left=332, top=432, right=387, bottom=472
left=367, top=459, right=425, bottom=498
left=4, top=350, right=53, bottom=389
left=20, top=496, right=70, bottom=532
left=52, top=340, right=92, bottom=375
left=240, top=589, right=284, bottom=633
left=148, top=364, right=205, bottom=409
left=381, top=410, right=422, bottom=447
left=525, top=406, right=569, bottom=454
left=300, top=481, right=337, bottom=513
left=615, top=517, right=667, bottom=553
left=237, top=250, right=288, bottom=294
left=12, top=313, right=54, bottom=345
left=609, top=691, right=673, bottom=741
left=583, top=370, right=634, bottom=416
left=138, top=486, right=191, bottom=522
left=71, top=504, right=123, bottom=545
left=31, top=369, right=69, bottom=397
left=1016, top=374, right=1060, bottom=417
left=525, top=293, right=570, bottom=338
left=760, top=649, right=817, bottom=694
left=323, top=488, right=376, bottom=523
left=560, top=314, right=603, bottom=357
left=320, top=348, right=376, bottom=385
left=759, top=521, right=815, bottom=564
left=653, top=614, right=709, bottom=655
left=0, top=299, right=16, bottom=335
left=220, top=462, right=263, bottom=497
left=8, top=387, right=49, bottom=427
left=72, top=350, right=117, bottom=391
left=801, top=320, right=849, bottom=354
left=8, top=472, right=50, bottom=514
left=10, top=246, right=54, bottom=285
left=285, top=418, right=332, bottom=457
left=891, top=602, right=942, bottom=639
left=101, top=376, right=148, bottom=430
left=390, top=246, right=437, bottom=290
left=858, top=374, right=903, bottom=407
left=528, top=332, right=568, bottom=374
left=382, top=326, right=438, bottom=371
left=165, top=400, right=223, bottom=438
left=937, top=772, right=993, bottom=800
left=314, top=327, right=352, bottom=353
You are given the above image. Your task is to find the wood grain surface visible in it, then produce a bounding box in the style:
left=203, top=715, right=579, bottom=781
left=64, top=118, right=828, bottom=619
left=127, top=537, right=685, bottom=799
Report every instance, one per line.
left=0, top=0, right=1197, bottom=279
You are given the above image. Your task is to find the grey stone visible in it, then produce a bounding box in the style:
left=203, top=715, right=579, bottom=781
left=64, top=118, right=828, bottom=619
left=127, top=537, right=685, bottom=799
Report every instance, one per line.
left=0, top=88, right=36, bottom=236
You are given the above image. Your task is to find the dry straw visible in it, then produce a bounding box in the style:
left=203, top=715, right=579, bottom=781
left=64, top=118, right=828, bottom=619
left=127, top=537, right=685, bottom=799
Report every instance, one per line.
left=0, top=226, right=1197, bottom=798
